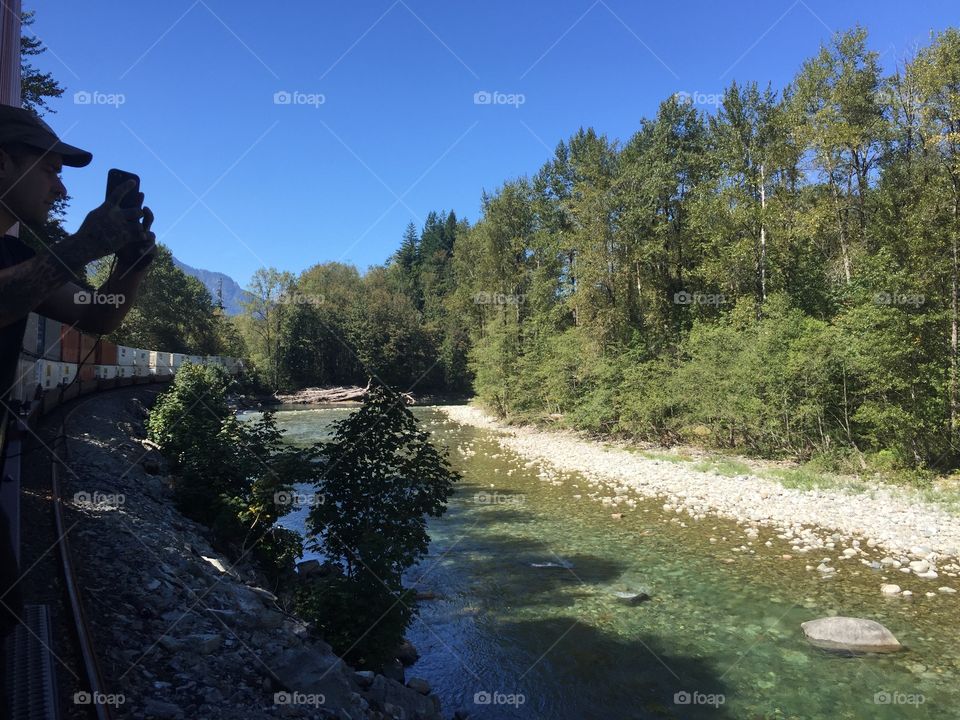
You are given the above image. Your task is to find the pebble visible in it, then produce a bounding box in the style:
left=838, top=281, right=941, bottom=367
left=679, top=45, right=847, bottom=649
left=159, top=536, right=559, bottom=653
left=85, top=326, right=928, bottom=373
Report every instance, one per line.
left=881, top=584, right=901, bottom=595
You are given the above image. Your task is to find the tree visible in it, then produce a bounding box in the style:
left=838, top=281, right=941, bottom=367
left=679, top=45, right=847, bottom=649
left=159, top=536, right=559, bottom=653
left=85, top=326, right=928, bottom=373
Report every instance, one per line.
left=240, top=267, right=296, bottom=390
left=300, top=384, right=458, bottom=665
left=147, top=363, right=321, bottom=578
left=91, top=245, right=236, bottom=355
left=20, top=10, right=63, bottom=117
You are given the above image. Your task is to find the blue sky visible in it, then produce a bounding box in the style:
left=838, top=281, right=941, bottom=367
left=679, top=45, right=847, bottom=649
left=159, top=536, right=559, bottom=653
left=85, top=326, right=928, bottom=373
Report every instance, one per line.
left=31, top=0, right=956, bottom=288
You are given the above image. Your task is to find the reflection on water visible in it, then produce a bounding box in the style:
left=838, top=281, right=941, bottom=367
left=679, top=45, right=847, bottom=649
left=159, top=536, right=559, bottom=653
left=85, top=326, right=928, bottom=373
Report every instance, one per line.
left=264, top=406, right=958, bottom=719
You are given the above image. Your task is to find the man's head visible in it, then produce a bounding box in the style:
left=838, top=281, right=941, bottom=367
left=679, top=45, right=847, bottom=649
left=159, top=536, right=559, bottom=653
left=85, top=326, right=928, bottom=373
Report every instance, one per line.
left=0, top=105, right=91, bottom=229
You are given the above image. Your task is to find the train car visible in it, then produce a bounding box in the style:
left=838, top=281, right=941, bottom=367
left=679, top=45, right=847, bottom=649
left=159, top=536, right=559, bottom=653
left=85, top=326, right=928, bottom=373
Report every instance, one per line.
left=188, top=354, right=202, bottom=366
left=171, top=353, right=188, bottom=370
left=223, top=356, right=243, bottom=375
left=132, top=348, right=150, bottom=377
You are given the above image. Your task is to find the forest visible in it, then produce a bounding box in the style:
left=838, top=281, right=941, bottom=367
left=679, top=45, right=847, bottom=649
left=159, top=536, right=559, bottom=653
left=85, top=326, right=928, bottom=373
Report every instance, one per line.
left=113, top=26, right=960, bottom=474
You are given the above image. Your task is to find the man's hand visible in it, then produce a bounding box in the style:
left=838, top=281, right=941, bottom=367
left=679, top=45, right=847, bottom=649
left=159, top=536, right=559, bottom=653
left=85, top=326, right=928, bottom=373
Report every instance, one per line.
left=71, top=179, right=150, bottom=260
left=115, top=206, right=157, bottom=271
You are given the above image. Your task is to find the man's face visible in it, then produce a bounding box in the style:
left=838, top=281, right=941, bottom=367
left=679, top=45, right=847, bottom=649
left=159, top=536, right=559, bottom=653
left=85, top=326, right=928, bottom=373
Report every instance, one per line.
left=0, top=148, right=66, bottom=226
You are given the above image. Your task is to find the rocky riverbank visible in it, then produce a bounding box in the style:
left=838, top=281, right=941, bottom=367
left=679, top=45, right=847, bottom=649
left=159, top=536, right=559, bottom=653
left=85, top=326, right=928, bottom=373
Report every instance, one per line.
left=440, top=405, right=960, bottom=595
left=61, top=387, right=446, bottom=720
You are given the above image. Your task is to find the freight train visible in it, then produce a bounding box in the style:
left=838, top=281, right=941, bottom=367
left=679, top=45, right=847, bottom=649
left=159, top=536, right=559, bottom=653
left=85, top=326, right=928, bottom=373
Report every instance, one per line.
left=7, top=311, right=244, bottom=405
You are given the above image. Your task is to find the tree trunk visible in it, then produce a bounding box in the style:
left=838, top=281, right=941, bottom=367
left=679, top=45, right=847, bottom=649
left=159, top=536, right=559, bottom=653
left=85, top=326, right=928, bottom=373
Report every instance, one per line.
left=832, top=183, right=852, bottom=284
left=951, top=193, right=958, bottom=439
left=759, top=162, right=768, bottom=306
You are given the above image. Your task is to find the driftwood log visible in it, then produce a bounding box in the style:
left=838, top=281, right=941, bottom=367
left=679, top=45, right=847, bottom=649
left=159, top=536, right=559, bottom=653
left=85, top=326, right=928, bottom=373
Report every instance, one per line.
left=275, top=381, right=415, bottom=405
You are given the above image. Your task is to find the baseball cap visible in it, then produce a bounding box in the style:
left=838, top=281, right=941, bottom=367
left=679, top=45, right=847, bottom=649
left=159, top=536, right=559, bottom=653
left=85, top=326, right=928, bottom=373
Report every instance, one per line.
left=0, top=104, right=92, bottom=167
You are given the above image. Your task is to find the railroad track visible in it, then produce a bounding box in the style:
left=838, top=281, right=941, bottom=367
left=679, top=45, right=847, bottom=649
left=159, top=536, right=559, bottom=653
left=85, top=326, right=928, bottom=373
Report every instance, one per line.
left=4, top=383, right=164, bottom=720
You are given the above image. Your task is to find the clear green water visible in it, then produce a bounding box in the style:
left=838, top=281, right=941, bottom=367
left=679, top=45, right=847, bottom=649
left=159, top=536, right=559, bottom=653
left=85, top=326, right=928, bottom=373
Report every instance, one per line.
left=259, top=406, right=960, bottom=720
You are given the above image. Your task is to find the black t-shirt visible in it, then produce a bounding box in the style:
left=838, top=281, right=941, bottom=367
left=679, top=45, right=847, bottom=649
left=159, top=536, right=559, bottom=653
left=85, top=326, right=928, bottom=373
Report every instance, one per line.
left=0, top=235, right=36, bottom=401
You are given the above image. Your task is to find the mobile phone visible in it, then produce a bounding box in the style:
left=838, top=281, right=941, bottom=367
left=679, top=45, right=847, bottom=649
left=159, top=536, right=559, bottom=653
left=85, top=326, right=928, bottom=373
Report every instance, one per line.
left=105, top=168, right=142, bottom=209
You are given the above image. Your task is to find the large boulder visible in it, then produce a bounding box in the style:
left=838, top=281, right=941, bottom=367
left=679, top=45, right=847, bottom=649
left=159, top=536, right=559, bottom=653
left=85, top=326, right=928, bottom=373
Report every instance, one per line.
left=269, top=646, right=355, bottom=709
left=800, top=616, right=902, bottom=653
left=364, top=675, right=442, bottom=720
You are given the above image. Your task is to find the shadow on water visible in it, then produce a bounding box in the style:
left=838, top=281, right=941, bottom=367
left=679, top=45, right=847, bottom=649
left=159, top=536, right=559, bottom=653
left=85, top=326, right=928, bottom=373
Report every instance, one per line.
left=444, top=615, right=735, bottom=720
left=417, top=520, right=631, bottom=611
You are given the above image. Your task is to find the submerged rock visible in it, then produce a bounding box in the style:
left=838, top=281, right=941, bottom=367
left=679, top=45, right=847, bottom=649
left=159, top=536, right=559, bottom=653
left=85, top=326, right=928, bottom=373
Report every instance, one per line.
left=612, top=591, right=651, bottom=605
left=800, top=616, right=902, bottom=653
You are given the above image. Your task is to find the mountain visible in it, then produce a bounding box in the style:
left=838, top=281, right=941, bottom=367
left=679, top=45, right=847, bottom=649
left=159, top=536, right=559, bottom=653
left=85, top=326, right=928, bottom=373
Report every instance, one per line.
left=172, top=257, right=249, bottom=316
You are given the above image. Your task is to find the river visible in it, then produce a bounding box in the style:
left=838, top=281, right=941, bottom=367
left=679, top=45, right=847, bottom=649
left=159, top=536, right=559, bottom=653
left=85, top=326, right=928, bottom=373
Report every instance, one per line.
left=252, top=405, right=958, bottom=719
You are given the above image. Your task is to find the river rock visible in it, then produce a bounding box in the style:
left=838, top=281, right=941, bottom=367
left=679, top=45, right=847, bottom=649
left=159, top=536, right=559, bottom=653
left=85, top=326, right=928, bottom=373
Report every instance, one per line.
left=269, top=646, right=355, bottom=710
left=407, top=677, right=431, bottom=695
left=800, top=617, right=902, bottom=653
left=395, top=639, right=419, bottom=666
left=612, top=591, right=651, bottom=605
left=143, top=698, right=182, bottom=719
left=939, top=586, right=957, bottom=594
left=881, top=584, right=901, bottom=595
left=909, top=559, right=930, bottom=573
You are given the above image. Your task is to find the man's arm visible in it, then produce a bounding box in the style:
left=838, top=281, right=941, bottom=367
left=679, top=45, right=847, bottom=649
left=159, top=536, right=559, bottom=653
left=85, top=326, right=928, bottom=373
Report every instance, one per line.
left=35, top=249, right=154, bottom=334
left=0, top=179, right=146, bottom=329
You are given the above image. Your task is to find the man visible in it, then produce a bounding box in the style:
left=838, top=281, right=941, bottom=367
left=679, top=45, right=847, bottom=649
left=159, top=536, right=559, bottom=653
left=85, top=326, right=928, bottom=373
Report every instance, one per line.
left=0, top=104, right=157, bottom=386
left=0, top=104, right=156, bottom=642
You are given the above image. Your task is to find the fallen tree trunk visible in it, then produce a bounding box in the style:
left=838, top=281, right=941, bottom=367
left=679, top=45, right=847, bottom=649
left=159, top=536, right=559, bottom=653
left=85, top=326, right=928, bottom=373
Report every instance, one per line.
left=275, top=381, right=415, bottom=405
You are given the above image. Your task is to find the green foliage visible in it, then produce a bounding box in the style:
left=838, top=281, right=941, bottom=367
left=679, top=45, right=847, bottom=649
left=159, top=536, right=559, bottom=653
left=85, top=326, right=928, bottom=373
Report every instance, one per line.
left=457, top=26, right=960, bottom=476
left=300, top=383, right=458, bottom=666
left=90, top=245, right=242, bottom=356
left=147, top=363, right=322, bottom=577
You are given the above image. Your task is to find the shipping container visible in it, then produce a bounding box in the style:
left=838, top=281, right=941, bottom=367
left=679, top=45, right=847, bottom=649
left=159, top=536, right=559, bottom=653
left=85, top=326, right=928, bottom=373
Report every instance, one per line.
left=95, top=365, right=117, bottom=380
left=117, top=345, right=136, bottom=366
left=133, top=348, right=150, bottom=369
left=149, top=350, right=173, bottom=375
left=10, top=357, right=37, bottom=404
left=95, top=339, right=118, bottom=366
left=21, top=313, right=38, bottom=355
left=40, top=317, right=61, bottom=360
